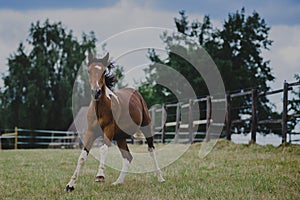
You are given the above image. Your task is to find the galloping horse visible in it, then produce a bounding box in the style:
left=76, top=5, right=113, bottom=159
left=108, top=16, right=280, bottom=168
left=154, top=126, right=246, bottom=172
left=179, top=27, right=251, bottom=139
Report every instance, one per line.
left=65, top=52, right=165, bottom=192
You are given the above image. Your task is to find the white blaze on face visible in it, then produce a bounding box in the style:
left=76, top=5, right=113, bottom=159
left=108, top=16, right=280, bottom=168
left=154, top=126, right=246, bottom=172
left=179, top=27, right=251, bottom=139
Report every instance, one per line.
left=94, top=65, right=102, bottom=70
left=92, top=65, right=102, bottom=90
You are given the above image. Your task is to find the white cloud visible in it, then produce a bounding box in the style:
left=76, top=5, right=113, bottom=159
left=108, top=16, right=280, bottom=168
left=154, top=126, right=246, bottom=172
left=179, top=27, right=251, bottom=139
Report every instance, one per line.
left=0, top=0, right=195, bottom=89
left=0, top=0, right=299, bottom=94
left=263, top=25, right=300, bottom=89
left=0, top=1, right=179, bottom=81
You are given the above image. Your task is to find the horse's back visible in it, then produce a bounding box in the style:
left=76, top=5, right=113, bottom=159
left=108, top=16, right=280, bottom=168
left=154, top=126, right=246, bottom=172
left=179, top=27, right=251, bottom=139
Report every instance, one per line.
left=114, top=88, right=151, bottom=130
left=115, top=88, right=144, bottom=108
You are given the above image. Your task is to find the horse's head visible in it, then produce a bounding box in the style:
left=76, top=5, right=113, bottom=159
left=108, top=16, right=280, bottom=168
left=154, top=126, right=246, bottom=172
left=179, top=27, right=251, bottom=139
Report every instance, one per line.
left=87, top=52, right=110, bottom=100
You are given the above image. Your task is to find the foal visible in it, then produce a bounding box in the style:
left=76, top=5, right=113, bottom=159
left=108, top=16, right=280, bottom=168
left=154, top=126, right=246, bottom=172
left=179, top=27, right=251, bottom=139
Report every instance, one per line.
left=65, top=52, right=165, bottom=192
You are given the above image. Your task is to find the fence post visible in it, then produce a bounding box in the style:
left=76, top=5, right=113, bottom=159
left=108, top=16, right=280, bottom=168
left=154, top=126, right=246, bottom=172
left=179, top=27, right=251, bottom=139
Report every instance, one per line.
left=161, top=104, right=166, bottom=144
left=282, top=81, right=288, bottom=144
left=174, top=103, right=181, bottom=143
left=226, top=94, right=231, bottom=140
left=14, top=127, right=18, bottom=149
left=188, top=99, right=194, bottom=143
left=206, top=96, right=212, bottom=142
left=251, top=89, right=258, bottom=143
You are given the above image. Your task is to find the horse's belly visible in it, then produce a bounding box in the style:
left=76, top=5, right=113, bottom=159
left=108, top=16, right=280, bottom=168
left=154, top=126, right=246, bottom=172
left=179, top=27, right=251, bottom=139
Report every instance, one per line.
left=115, top=115, right=141, bottom=136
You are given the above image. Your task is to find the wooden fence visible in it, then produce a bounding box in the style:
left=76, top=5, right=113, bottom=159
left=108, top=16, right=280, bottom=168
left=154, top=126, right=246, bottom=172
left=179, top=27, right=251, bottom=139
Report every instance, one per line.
left=150, top=81, right=300, bottom=144
left=0, top=128, right=79, bottom=150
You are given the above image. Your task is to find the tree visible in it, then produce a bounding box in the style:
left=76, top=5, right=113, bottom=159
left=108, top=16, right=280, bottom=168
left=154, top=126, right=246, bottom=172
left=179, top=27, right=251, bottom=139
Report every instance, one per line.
left=139, top=9, right=276, bottom=134
left=0, top=20, right=96, bottom=130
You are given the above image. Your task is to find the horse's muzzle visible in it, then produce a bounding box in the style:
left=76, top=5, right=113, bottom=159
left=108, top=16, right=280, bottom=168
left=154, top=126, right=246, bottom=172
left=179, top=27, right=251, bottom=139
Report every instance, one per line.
left=92, top=89, right=102, bottom=100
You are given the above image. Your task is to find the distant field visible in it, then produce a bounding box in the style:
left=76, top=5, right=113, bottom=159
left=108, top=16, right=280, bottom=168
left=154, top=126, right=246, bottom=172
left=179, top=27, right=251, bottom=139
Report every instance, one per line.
left=0, top=140, right=299, bottom=200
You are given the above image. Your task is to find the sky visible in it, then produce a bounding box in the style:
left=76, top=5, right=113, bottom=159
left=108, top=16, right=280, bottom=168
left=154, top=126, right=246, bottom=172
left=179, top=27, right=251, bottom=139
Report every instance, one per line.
left=0, top=0, right=299, bottom=106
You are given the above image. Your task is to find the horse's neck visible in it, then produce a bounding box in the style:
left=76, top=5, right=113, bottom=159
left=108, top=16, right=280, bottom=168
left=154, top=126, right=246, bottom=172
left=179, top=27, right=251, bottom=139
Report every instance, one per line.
left=95, top=87, right=110, bottom=121
left=99, top=85, right=110, bottom=104
left=105, top=86, right=118, bottom=101
left=97, top=85, right=117, bottom=109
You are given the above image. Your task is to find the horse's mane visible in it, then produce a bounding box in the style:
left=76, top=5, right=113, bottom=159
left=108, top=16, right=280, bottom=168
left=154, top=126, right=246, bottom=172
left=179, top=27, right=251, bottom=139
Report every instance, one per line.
left=104, top=63, right=116, bottom=91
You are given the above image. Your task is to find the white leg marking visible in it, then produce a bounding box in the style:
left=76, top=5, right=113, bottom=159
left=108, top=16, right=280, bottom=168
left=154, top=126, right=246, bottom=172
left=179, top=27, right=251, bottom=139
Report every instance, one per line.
left=96, top=144, right=108, bottom=178
left=66, top=149, right=88, bottom=190
left=149, top=148, right=165, bottom=182
left=112, top=158, right=130, bottom=185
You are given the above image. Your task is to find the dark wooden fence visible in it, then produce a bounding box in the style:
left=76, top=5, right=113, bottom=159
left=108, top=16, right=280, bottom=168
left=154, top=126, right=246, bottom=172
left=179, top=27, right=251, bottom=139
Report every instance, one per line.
left=150, top=81, right=300, bottom=144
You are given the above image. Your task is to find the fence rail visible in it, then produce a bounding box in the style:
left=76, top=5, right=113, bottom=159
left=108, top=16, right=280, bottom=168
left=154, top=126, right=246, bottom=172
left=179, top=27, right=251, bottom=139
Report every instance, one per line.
left=149, top=80, right=300, bottom=144
left=0, top=128, right=79, bottom=149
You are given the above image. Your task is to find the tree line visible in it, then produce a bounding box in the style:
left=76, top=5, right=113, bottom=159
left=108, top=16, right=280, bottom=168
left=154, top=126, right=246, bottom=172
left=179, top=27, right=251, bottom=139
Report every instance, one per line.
left=0, top=20, right=96, bottom=130
left=0, top=9, right=299, bottom=133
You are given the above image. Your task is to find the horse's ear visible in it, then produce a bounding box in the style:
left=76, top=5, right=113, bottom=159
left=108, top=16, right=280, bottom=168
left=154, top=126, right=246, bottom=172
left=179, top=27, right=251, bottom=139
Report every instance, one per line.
left=102, top=53, right=109, bottom=66
left=88, top=52, right=94, bottom=64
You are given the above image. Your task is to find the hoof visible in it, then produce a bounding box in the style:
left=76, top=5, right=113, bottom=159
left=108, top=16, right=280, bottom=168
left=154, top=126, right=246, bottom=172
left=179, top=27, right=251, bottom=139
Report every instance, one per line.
left=95, top=176, right=105, bottom=182
left=112, top=181, right=123, bottom=186
left=157, top=174, right=165, bottom=183
left=65, top=185, right=75, bottom=192
left=158, top=177, right=166, bottom=183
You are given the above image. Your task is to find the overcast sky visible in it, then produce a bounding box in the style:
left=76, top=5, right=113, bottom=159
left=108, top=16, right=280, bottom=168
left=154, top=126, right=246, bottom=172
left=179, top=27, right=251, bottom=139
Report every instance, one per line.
left=0, top=0, right=299, bottom=104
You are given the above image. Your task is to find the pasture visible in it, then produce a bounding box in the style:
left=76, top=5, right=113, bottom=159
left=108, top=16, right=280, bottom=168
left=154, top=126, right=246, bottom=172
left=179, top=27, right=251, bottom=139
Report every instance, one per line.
left=0, top=140, right=299, bottom=200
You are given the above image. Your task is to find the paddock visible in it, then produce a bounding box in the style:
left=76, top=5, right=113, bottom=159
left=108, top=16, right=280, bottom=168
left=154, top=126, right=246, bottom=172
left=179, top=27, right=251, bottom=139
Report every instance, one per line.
left=0, top=140, right=299, bottom=199
left=0, top=80, right=299, bottom=199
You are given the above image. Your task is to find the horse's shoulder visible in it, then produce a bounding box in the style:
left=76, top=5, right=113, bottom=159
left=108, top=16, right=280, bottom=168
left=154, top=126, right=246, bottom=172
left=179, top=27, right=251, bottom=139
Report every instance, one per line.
left=115, top=88, right=137, bottom=98
left=116, top=87, right=136, bottom=93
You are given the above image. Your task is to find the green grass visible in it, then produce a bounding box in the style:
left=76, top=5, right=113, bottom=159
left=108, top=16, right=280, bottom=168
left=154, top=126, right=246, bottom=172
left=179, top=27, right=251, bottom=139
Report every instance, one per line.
left=0, top=140, right=299, bottom=200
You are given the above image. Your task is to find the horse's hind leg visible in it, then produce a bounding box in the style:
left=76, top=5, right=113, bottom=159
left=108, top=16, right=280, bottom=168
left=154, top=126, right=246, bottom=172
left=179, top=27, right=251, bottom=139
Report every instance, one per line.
left=148, top=145, right=165, bottom=182
left=113, top=139, right=132, bottom=185
left=141, top=126, right=165, bottom=183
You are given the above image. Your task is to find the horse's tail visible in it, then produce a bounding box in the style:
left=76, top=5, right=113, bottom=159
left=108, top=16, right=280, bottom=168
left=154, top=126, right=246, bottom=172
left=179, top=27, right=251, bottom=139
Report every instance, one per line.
left=135, top=90, right=155, bottom=147
left=135, top=90, right=151, bottom=127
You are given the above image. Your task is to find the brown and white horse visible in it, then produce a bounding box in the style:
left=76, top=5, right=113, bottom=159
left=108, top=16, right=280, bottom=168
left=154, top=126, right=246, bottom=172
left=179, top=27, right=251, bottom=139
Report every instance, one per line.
left=65, top=52, right=165, bottom=192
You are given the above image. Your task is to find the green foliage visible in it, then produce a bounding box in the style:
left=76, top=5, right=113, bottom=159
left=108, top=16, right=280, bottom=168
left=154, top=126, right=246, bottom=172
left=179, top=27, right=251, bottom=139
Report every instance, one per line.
left=114, top=65, right=128, bottom=89
left=289, top=74, right=300, bottom=132
left=290, top=75, right=300, bottom=114
left=0, top=20, right=96, bottom=130
left=139, top=8, right=277, bottom=134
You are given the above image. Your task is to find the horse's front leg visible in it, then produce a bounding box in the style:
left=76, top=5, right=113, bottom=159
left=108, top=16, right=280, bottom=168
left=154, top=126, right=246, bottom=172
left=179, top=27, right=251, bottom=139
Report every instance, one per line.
left=65, top=148, right=89, bottom=192
left=65, top=129, right=98, bottom=192
left=95, top=126, right=114, bottom=182
left=95, top=143, right=108, bottom=182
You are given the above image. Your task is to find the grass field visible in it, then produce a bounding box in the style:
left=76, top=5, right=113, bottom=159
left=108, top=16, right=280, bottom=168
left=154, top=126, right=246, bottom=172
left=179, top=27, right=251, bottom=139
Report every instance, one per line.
left=0, top=140, right=299, bottom=200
